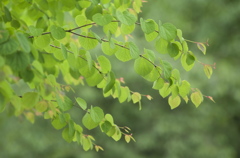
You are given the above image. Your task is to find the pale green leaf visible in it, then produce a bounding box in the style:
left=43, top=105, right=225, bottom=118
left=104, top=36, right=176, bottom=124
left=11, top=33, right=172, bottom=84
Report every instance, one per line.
left=159, top=23, right=177, bottom=41
left=50, top=25, right=66, bottom=40
left=90, top=106, right=104, bottom=123
left=204, top=65, right=213, bottom=79
left=134, top=56, right=154, bottom=76
left=159, top=83, right=171, bottom=98
left=118, top=86, right=129, bottom=102
left=56, top=95, right=73, bottom=112
left=28, top=26, right=43, bottom=37
left=120, top=23, right=135, bottom=34
left=132, top=92, right=141, bottom=104
left=153, top=78, right=165, bottom=90
left=104, top=71, right=115, bottom=93
left=197, top=43, right=206, bottom=55
left=52, top=115, right=67, bottom=130
left=191, top=91, right=203, bottom=108
left=92, top=13, right=113, bottom=26
left=116, top=10, right=137, bottom=25
left=76, top=97, right=87, bottom=110
left=140, top=18, right=155, bottom=34
left=129, top=42, right=140, bottom=59
left=179, top=80, right=191, bottom=98
left=22, top=92, right=39, bottom=109
left=82, top=113, right=99, bottom=130
left=79, top=32, right=98, bottom=50
left=168, top=95, right=181, bottom=109
left=155, top=37, right=168, bottom=54
left=60, top=43, right=68, bottom=59
left=97, top=55, right=111, bottom=73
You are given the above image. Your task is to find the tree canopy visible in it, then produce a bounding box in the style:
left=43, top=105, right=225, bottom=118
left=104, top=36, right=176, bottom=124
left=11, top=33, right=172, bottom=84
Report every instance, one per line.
left=0, top=0, right=215, bottom=151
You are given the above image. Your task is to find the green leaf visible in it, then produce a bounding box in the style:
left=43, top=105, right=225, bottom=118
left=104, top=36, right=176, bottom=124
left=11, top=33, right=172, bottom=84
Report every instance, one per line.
left=191, top=91, right=203, bottom=108
left=104, top=71, right=115, bottom=93
left=82, top=113, right=99, bottom=130
left=24, top=112, right=35, bottom=124
left=132, top=92, right=141, bottom=104
left=6, top=51, right=30, bottom=71
left=182, top=40, right=189, bottom=53
left=159, top=83, right=171, bottom=98
left=68, top=119, right=75, bottom=138
left=0, top=29, right=9, bottom=44
left=167, top=42, right=179, bottom=58
left=101, top=40, right=118, bottom=55
left=92, top=13, right=113, bottom=26
left=82, top=136, right=91, bottom=151
left=101, top=121, right=112, bottom=133
left=134, top=56, right=154, bottom=76
left=120, top=23, right=135, bottom=34
left=144, top=48, right=155, bottom=62
left=103, top=21, right=118, bottom=34
left=79, top=32, right=98, bottom=50
left=179, top=80, right=191, bottom=98
left=153, top=78, right=165, bottom=90
left=11, top=20, right=21, bottom=29
left=140, top=18, right=155, bottom=34
left=116, top=10, right=137, bottom=25
left=60, top=43, right=68, bottom=59
left=22, top=92, right=39, bottom=109
left=125, top=135, right=131, bottom=143
left=75, top=97, right=87, bottom=110
left=181, top=53, right=194, bottom=71
left=4, top=6, right=12, bottom=22
left=50, top=25, right=66, bottom=40
left=204, top=65, right=213, bottom=79
left=160, top=60, right=172, bottom=79
left=70, top=42, right=78, bottom=58
left=129, top=42, right=140, bottom=59
left=52, top=115, right=67, bottom=130
left=105, top=113, right=114, bottom=125
left=85, top=51, right=93, bottom=70
left=118, top=86, right=130, bottom=103
left=62, top=127, right=73, bottom=143
left=97, top=55, right=111, bottom=73
left=0, top=38, right=19, bottom=55
left=115, top=43, right=132, bottom=62
left=16, top=32, right=30, bottom=53
left=34, top=35, right=50, bottom=49
left=85, top=71, right=104, bottom=86
left=177, top=29, right=184, bottom=42
left=168, top=95, right=181, bottom=109
left=171, top=69, right=180, bottom=82
left=90, top=106, right=104, bottom=123
left=75, top=15, right=92, bottom=29
left=143, top=67, right=159, bottom=82
left=112, top=126, right=122, bottom=141
left=28, top=26, right=43, bottom=37
left=159, top=23, right=177, bottom=41
left=56, top=95, right=73, bottom=111
left=186, top=53, right=195, bottom=65
left=155, top=37, right=168, bottom=54
left=197, top=43, right=206, bottom=55
left=35, top=100, right=48, bottom=112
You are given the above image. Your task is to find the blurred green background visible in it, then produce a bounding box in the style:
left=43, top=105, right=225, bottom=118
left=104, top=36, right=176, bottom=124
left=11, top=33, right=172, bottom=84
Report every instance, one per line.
left=1, top=0, right=240, bottom=157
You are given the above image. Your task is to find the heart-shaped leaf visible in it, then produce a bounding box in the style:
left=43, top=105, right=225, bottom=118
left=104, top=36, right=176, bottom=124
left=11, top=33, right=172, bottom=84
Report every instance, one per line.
left=92, top=13, right=113, bottom=26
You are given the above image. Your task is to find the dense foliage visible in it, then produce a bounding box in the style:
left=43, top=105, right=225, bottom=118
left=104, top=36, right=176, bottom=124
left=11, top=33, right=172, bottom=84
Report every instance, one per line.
left=0, top=0, right=215, bottom=151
